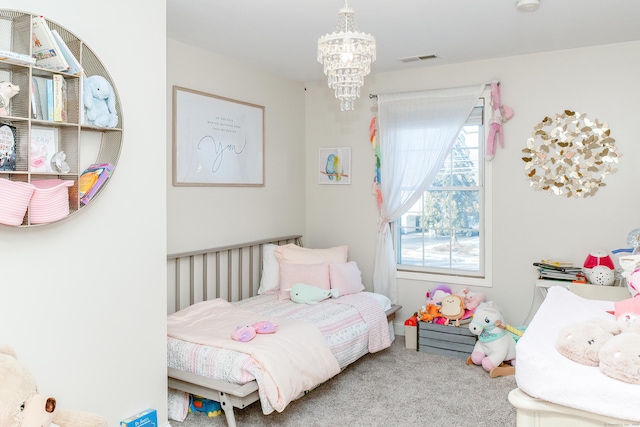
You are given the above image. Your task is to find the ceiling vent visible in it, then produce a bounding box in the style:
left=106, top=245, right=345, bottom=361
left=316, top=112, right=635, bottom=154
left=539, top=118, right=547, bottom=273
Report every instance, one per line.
left=399, top=54, right=438, bottom=63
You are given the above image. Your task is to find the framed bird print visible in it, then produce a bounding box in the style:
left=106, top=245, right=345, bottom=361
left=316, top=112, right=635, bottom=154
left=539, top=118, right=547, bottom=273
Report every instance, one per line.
left=318, top=147, right=351, bottom=185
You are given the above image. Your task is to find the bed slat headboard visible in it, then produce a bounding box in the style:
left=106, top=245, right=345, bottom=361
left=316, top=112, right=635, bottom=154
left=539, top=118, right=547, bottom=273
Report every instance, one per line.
left=167, top=235, right=303, bottom=314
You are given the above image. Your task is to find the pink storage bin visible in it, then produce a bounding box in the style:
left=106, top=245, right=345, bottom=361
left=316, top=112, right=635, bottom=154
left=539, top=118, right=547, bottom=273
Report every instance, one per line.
left=0, top=178, right=36, bottom=226
left=30, top=179, right=74, bottom=224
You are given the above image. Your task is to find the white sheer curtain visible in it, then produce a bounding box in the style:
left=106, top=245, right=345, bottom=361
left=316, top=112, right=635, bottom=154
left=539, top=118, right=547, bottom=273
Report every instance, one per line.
left=374, top=85, right=485, bottom=303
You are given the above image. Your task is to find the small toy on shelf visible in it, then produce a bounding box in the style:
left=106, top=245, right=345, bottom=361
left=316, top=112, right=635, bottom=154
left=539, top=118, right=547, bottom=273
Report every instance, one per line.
left=0, top=81, right=19, bottom=116
left=189, top=395, right=222, bottom=418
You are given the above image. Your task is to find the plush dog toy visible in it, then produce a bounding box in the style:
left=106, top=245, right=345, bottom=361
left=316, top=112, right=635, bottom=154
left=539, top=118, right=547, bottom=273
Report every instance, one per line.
left=83, top=75, right=118, bottom=128
left=0, top=81, right=19, bottom=116
left=0, top=344, right=108, bottom=427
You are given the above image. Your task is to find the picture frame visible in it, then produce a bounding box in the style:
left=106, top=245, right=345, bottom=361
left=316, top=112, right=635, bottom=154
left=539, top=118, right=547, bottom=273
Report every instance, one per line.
left=318, top=147, right=351, bottom=185
left=172, top=86, right=265, bottom=186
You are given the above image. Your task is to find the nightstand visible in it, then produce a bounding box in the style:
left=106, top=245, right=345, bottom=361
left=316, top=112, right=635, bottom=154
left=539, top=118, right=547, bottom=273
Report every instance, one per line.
left=536, top=279, right=631, bottom=301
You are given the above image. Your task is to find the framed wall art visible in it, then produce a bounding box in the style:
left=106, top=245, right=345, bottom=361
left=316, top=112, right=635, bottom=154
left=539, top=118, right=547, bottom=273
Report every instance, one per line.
left=173, top=86, right=265, bottom=186
left=318, top=147, right=351, bottom=185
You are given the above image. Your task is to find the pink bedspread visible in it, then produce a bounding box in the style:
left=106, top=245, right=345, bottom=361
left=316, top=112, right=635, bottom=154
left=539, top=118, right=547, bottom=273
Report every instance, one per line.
left=168, top=299, right=340, bottom=413
left=167, top=292, right=392, bottom=420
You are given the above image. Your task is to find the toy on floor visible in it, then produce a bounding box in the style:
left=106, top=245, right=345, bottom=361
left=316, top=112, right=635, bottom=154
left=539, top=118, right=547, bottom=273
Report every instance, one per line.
left=467, top=301, right=517, bottom=377
left=0, top=344, right=108, bottom=427
left=189, top=395, right=222, bottom=418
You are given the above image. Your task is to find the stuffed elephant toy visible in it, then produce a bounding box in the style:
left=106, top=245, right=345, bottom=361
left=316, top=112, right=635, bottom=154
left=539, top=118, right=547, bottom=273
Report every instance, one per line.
left=83, top=75, right=118, bottom=128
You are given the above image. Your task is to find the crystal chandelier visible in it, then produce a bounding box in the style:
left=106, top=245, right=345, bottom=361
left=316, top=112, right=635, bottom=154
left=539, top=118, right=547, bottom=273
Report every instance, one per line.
left=317, top=1, right=376, bottom=111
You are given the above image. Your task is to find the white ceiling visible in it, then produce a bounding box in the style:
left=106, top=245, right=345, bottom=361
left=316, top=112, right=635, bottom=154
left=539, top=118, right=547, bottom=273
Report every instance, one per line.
left=167, top=0, right=640, bottom=83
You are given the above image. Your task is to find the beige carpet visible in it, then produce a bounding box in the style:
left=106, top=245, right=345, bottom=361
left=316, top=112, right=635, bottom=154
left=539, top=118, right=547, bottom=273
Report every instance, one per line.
left=170, top=337, right=517, bottom=427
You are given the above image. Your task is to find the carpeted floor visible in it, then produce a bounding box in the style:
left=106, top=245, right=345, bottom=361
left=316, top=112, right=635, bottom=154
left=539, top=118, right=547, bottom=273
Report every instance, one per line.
left=170, top=337, right=517, bottom=427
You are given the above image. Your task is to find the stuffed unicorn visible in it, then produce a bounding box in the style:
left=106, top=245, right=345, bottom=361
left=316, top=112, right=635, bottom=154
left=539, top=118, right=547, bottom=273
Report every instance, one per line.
left=468, top=301, right=517, bottom=376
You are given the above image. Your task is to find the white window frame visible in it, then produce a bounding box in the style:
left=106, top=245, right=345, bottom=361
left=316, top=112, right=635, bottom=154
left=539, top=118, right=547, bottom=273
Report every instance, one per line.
left=395, top=90, right=493, bottom=288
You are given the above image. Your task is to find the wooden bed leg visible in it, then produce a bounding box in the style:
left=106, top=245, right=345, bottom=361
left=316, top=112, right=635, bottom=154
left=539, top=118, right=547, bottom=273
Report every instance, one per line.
left=218, top=391, right=237, bottom=427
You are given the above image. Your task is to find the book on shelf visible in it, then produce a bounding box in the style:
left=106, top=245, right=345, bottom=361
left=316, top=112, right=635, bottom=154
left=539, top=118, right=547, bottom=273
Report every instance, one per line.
left=50, top=29, right=83, bottom=76
left=0, top=49, right=36, bottom=66
left=532, top=262, right=583, bottom=273
left=53, top=74, right=67, bottom=122
left=29, top=127, right=57, bottom=173
left=46, top=78, right=54, bottom=121
left=79, top=163, right=115, bottom=205
left=0, top=123, right=17, bottom=171
left=31, top=15, right=70, bottom=72
left=30, top=76, right=50, bottom=121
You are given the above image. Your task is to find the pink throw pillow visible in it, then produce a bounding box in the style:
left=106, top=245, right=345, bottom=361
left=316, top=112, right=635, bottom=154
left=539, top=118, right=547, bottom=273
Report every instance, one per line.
left=329, top=261, right=365, bottom=296
left=278, top=262, right=330, bottom=300
left=274, top=244, right=348, bottom=265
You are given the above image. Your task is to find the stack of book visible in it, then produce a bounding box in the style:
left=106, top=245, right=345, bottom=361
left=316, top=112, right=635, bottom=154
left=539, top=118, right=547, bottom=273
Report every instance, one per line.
left=533, top=260, right=587, bottom=283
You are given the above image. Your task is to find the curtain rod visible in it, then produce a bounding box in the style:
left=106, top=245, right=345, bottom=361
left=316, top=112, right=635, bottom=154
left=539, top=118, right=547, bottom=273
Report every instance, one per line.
left=369, top=82, right=497, bottom=99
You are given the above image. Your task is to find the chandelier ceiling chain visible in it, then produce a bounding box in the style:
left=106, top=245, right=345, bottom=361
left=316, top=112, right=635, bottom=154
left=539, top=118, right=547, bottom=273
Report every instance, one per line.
left=317, top=1, right=376, bottom=111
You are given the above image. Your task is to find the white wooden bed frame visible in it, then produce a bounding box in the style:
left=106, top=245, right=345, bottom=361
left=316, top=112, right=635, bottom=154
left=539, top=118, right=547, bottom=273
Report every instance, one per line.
left=167, top=235, right=401, bottom=427
left=508, top=388, right=636, bottom=427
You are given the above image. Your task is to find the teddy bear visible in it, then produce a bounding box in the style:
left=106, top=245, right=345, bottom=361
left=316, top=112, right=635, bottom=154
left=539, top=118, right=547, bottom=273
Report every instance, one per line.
left=0, top=344, right=108, bottom=427
left=83, top=75, right=118, bottom=128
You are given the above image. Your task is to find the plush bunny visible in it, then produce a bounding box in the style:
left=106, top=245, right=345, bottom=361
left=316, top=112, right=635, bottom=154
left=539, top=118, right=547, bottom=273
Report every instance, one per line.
left=83, top=75, right=118, bottom=128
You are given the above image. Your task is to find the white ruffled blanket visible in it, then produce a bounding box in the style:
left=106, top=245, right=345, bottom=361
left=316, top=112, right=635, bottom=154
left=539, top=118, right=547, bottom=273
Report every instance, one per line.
left=167, top=299, right=340, bottom=413
left=516, top=286, right=640, bottom=422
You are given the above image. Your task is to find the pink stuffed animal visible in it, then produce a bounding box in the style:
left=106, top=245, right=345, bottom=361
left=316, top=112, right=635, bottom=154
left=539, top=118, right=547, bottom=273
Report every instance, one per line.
left=458, top=288, right=485, bottom=311
left=486, top=81, right=513, bottom=160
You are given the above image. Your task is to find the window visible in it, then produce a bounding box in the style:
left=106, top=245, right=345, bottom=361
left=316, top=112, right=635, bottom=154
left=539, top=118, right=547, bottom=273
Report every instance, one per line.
left=395, top=97, right=490, bottom=281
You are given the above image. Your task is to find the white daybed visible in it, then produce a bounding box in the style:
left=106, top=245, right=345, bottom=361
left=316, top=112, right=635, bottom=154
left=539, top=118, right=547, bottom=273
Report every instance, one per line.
left=166, top=235, right=400, bottom=427
left=509, top=285, right=639, bottom=426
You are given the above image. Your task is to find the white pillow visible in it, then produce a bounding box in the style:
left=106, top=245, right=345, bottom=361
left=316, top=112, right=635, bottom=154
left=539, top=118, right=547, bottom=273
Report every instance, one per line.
left=258, top=244, right=279, bottom=294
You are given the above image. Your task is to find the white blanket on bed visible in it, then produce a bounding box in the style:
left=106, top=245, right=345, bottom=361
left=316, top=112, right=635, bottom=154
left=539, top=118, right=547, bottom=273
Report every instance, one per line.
left=516, top=286, right=640, bottom=422
left=167, top=298, right=340, bottom=412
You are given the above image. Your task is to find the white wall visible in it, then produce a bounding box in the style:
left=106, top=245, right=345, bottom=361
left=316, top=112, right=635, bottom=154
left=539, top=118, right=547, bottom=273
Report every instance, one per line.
left=305, top=41, right=640, bottom=328
left=2, top=1, right=168, bottom=425
left=166, top=39, right=307, bottom=253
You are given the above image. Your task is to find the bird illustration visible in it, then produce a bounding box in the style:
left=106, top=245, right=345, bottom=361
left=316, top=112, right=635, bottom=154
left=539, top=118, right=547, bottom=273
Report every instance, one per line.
left=333, top=155, right=343, bottom=182
left=325, top=154, right=335, bottom=180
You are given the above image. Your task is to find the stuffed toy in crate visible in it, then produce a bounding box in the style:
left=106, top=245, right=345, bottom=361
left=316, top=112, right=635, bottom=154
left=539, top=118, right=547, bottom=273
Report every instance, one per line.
left=0, top=344, right=108, bottom=427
